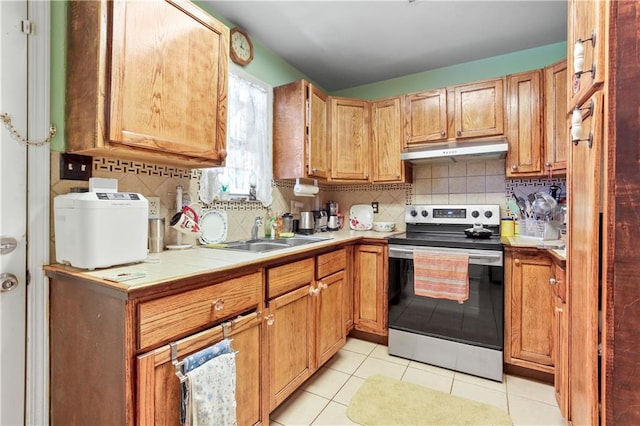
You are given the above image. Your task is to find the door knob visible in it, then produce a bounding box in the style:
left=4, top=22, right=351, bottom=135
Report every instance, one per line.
left=0, top=273, right=18, bottom=292
left=0, top=236, right=18, bottom=255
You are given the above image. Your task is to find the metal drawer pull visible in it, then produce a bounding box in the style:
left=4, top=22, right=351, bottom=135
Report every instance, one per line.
left=549, top=278, right=557, bottom=285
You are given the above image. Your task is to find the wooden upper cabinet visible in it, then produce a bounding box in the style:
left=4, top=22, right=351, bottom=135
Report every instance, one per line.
left=451, top=78, right=505, bottom=139
left=403, top=88, right=448, bottom=146
left=371, top=97, right=409, bottom=183
left=273, top=81, right=329, bottom=179
left=567, top=0, right=606, bottom=110
left=506, top=70, right=543, bottom=178
left=308, top=86, right=330, bottom=179
left=329, top=97, right=370, bottom=182
left=544, top=60, right=568, bottom=175
left=65, top=0, right=229, bottom=168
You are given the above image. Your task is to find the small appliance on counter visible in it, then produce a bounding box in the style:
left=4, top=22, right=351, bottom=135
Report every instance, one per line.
left=327, top=201, right=341, bottom=231
left=299, top=211, right=315, bottom=235
left=54, top=190, right=148, bottom=270
left=312, top=209, right=328, bottom=232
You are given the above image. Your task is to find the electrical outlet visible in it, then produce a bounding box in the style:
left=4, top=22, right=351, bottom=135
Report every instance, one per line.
left=148, top=197, right=161, bottom=218
left=60, top=153, right=92, bottom=181
left=371, top=201, right=379, bottom=214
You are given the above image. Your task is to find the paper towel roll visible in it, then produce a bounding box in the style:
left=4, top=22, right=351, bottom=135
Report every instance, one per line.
left=293, top=183, right=319, bottom=197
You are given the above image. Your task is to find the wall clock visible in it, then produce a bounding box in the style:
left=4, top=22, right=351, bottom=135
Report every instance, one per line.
left=230, top=27, right=254, bottom=66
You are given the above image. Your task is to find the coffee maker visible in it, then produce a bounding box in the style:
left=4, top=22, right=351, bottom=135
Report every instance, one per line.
left=327, top=201, right=340, bottom=231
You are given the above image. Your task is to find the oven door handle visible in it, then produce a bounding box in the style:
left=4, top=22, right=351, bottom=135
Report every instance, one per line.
left=389, top=247, right=502, bottom=261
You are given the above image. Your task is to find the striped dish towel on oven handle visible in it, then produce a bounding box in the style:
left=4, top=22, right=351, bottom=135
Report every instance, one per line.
left=413, top=250, right=470, bottom=303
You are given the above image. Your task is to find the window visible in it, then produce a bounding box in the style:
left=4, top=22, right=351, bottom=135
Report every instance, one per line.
left=199, top=65, right=273, bottom=206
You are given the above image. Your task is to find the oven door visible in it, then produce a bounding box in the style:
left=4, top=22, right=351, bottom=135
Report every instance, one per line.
left=387, top=244, right=504, bottom=380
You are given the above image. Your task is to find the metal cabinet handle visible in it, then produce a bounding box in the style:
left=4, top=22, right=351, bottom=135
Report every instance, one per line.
left=549, top=278, right=557, bottom=285
left=511, top=164, right=518, bottom=170
left=440, top=131, right=445, bottom=137
left=573, top=31, right=597, bottom=83
left=545, top=162, right=551, bottom=168
left=456, top=130, right=462, bottom=137
left=555, top=306, right=564, bottom=313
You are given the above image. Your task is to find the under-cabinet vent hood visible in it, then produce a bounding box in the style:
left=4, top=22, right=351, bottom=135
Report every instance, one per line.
left=400, top=138, right=508, bottom=164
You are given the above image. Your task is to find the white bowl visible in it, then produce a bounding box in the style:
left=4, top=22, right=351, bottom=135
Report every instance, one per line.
left=373, top=222, right=395, bottom=232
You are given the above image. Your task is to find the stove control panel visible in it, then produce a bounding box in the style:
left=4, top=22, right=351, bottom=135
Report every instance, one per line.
left=405, top=204, right=500, bottom=226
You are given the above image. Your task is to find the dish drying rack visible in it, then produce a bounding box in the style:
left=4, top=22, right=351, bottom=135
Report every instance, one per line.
left=519, top=219, right=561, bottom=240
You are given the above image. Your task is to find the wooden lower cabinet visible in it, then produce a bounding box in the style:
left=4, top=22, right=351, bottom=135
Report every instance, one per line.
left=353, top=243, right=388, bottom=336
left=266, top=284, right=315, bottom=411
left=47, top=268, right=264, bottom=426
left=137, top=313, right=263, bottom=426
left=504, top=248, right=555, bottom=373
left=265, top=249, right=347, bottom=412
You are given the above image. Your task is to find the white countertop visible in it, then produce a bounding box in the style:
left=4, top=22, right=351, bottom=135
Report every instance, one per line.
left=45, top=229, right=397, bottom=290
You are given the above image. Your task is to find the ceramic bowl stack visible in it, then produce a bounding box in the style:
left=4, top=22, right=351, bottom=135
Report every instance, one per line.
left=373, top=222, right=395, bottom=232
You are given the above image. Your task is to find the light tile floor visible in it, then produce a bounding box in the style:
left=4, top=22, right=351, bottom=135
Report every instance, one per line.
left=270, top=337, right=565, bottom=426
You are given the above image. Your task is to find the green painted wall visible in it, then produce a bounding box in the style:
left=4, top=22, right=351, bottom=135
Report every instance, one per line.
left=330, top=42, right=567, bottom=99
left=50, top=1, right=566, bottom=152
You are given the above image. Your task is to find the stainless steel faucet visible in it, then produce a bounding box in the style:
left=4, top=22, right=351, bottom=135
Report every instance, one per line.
left=251, top=216, right=263, bottom=240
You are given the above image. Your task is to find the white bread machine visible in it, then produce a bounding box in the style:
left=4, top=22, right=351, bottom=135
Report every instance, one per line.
left=54, top=192, right=148, bottom=269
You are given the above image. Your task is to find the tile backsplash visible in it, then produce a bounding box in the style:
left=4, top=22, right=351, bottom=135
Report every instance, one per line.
left=49, top=154, right=565, bottom=261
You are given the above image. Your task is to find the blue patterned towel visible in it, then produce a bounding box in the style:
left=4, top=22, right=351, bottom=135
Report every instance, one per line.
left=185, top=352, right=237, bottom=426
left=180, top=339, right=232, bottom=425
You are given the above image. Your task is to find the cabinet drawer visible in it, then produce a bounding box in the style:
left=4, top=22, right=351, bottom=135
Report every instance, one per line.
left=267, top=258, right=315, bottom=299
left=138, top=272, right=261, bottom=350
left=317, top=249, right=346, bottom=278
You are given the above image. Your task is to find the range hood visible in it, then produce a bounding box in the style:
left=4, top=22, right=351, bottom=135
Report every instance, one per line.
left=400, top=138, right=509, bottom=164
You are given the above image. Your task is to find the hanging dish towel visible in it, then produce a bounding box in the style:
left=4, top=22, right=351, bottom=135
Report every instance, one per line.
left=413, top=250, right=470, bottom=303
left=180, top=339, right=232, bottom=425
left=185, top=352, right=237, bottom=426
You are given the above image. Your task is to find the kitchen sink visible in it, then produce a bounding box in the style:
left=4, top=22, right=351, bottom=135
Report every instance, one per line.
left=223, top=235, right=332, bottom=253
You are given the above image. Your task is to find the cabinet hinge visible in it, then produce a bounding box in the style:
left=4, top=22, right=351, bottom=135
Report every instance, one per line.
left=21, top=20, right=33, bottom=35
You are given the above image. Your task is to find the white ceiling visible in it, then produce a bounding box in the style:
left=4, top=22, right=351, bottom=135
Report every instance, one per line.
left=205, top=0, right=568, bottom=92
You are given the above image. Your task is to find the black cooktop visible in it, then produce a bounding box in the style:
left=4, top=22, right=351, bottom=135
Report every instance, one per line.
left=387, top=224, right=503, bottom=251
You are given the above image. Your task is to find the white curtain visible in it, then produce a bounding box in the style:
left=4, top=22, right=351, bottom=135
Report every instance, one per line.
left=199, top=70, right=273, bottom=206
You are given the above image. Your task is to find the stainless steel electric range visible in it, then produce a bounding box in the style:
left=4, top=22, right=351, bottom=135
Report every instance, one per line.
left=386, top=204, right=504, bottom=381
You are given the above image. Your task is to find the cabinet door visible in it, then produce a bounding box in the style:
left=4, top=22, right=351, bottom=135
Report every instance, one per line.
left=544, top=60, right=568, bottom=175
left=554, top=295, right=568, bottom=418
left=505, top=250, right=554, bottom=372
left=329, top=97, right=370, bottom=181
left=568, top=93, right=602, bottom=426
left=308, top=85, right=330, bottom=179
left=266, top=285, right=314, bottom=411
left=452, top=78, right=504, bottom=139
left=136, top=313, right=263, bottom=426
left=567, top=0, right=606, bottom=110
left=371, top=97, right=406, bottom=183
left=274, top=80, right=308, bottom=179
left=316, top=270, right=346, bottom=367
left=354, top=244, right=387, bottom=336
left=403, top=89, right=447, bottom=145
left=109, top=0, right=228, bottom=163
left=506, top=70, right=543, bottom=177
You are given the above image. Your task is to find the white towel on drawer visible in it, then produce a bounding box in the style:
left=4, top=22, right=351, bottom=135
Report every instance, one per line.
left=185, top=352, right=237, bottom=426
